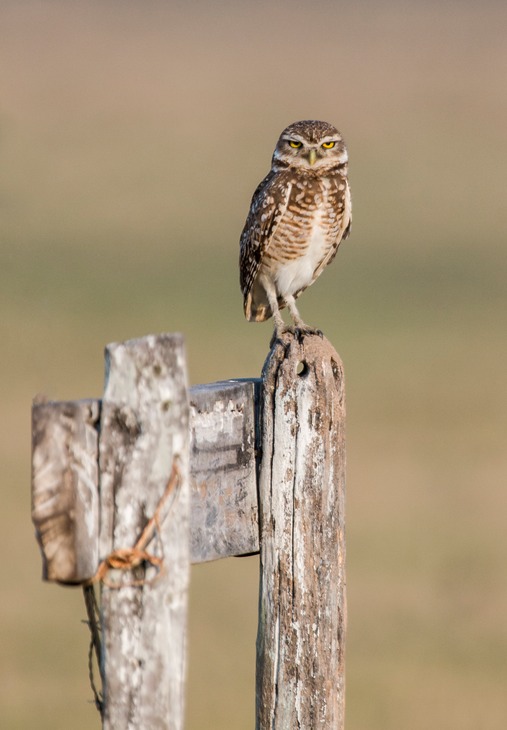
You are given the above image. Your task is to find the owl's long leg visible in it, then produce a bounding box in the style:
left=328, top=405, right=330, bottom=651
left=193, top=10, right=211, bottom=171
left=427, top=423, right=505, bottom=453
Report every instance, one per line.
left=259, top=274, right=286, bottom=338
left=286, top=295, right=323, bottom=339
left=285, top=295, right=307, bottom=330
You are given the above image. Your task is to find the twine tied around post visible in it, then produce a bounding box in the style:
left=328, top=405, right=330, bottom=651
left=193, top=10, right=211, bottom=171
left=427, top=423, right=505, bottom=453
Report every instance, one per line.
left=82, top=459, right=181, bottom=716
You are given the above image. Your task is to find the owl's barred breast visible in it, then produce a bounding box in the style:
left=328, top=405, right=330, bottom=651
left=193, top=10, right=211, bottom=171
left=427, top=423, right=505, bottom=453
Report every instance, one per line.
left=258, top=172, right=347, bottom=304
left=270, top=206, right=330, bottom=298
left=259, top=178, right=337, bottom=300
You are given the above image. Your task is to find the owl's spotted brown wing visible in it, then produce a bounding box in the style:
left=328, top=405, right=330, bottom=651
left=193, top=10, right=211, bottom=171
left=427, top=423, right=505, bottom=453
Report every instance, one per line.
left=239, top=170, right=291, bottom=306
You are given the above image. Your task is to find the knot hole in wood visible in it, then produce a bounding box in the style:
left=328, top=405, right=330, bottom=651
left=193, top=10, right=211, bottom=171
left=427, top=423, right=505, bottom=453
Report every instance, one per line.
left=296, top=360, right=308, bottom=377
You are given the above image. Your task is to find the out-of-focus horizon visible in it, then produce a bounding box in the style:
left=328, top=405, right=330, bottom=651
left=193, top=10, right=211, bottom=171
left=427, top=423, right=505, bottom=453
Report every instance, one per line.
left=1, top=1, right=506, bottom=728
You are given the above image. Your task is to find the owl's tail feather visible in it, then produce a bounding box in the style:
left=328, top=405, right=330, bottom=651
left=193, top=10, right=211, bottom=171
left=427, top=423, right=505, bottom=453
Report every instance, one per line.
left=244, top=294, right=272, bottom=322
left=244, top=287, right=291, bottom=322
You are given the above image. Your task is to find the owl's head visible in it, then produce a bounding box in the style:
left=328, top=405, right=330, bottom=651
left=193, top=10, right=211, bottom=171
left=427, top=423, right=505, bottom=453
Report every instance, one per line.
left=272, top=120, right=348, bottom=172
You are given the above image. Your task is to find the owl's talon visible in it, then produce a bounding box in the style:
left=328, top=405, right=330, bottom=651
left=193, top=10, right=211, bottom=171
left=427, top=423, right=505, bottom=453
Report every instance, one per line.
left=293, top=326, right=323, bottom=342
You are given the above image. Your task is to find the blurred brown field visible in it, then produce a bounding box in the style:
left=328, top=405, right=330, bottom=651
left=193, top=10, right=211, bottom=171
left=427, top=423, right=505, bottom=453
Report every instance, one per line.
left=1, top=1, right=506, bottom=728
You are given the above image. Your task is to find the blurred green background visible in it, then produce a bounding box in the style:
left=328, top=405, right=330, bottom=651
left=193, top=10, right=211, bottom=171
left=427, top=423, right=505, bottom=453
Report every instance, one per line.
left=1, top=0, right=506, bottom=727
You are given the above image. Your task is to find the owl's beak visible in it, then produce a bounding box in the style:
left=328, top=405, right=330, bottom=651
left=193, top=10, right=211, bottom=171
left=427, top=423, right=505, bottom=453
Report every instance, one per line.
left=308, top=149, right=317, bottom=166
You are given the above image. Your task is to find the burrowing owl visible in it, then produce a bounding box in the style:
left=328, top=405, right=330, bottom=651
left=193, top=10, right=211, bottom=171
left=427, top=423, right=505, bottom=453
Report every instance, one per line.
left=239, top=119, right=351, bottom=339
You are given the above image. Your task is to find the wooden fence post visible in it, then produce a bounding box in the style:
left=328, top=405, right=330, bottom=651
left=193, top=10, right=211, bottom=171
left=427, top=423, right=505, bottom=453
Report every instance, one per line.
left=256, top=333, right=347, bottom=729
left=98, top=334, right=189, bottom=730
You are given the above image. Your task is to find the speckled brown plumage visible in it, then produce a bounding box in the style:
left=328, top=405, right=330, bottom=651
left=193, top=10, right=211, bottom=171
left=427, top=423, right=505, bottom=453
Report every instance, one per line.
left=239, top=120, right=352, bottom=338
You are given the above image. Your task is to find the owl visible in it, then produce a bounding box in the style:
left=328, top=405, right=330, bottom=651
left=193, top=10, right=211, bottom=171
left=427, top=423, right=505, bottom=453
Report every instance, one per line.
left=239, top=119, right=351, bottom=340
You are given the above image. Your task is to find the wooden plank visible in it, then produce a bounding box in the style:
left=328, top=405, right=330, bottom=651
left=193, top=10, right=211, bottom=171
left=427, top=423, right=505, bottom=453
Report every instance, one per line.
left=31, top=399, right=100, bottom=584
left=256, top=333, right=347, bottom=730
left=98, top=334, right=189, bottom=730
left=31, top=380, right=260, bottom=580
left=188, top=378, right=260, bottom=562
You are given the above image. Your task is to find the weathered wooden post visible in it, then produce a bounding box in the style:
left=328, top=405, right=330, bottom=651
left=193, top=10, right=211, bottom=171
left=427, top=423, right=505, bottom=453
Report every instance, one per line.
left=98, top=334, right=190, bottom=730
left=256, top=333, right=346, bottom=729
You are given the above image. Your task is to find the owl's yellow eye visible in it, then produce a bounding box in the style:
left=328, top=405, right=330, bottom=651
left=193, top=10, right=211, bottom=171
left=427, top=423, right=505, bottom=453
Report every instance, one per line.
left=322, top=141, right=336, bottom=149
left=288, top=140, right=302, bottom=149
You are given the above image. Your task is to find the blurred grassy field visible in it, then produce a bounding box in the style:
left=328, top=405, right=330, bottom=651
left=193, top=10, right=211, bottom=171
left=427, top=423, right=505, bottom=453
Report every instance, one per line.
left=1, top=1, right=507, bottom=728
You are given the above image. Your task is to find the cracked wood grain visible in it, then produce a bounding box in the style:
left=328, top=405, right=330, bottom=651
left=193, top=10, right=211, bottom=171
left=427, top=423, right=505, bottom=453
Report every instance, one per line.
left=31, top=399, right=100, bottom=583
left=189, top=378, right=260, bottom=562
